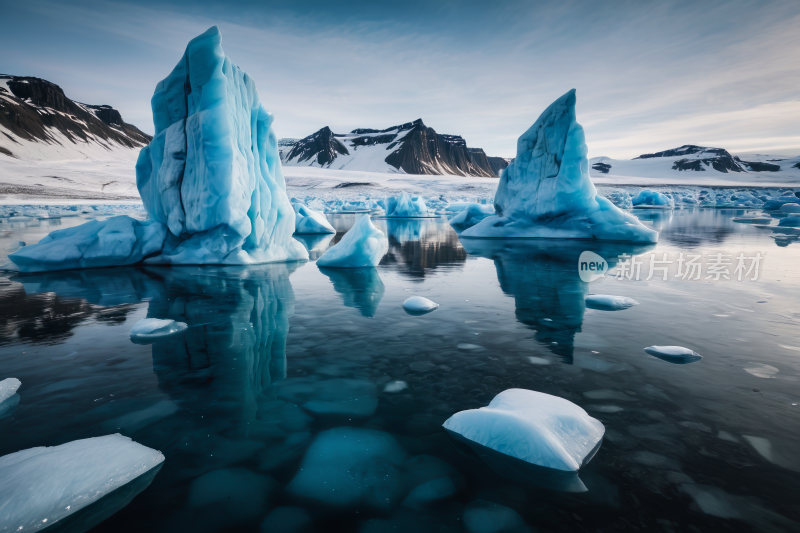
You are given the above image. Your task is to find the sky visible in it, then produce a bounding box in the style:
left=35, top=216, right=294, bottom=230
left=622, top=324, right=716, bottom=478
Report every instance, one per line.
left=1, top=0, right=799, bottom=159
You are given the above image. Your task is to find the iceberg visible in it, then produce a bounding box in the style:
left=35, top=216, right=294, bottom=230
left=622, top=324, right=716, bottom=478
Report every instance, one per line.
left=778, top=214, right=800, bottom=227
left=386, top=192, right=430, bottom=217
left=9, top=26, right=307, bottom=272
left=0, top=377, right=21, bottom=403
left=644, top=345, right=702, bottom=364
left=780, top=204, right=800, bottom=214
left=403, top=296, right=439, bottom=315
left=449, top=203, right=495, bottom=229
left=763, top=196, right=800, bottom=210
left=316, top=215, right=388, bottom=267
left=632, top=190, right=675, bottom=209
left=443, top=389, right=604, bottom=492
left=292, top=202, right=336, bottom=234
left=585, top=294, right=639, bottom=311
left=461, top=90, right=658, bottom=243
left=129, top=318, right=188, bottom=341
left=0, top=434, right=164, bottom=533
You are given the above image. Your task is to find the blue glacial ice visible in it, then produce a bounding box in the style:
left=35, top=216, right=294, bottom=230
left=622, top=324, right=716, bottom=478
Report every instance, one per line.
left=449, top=203, right=495, bottom=229
left=403, top=296, right=439, bottom=315
left=781, top=203, right=800, bottom=214
left=386, top=192, right=430, bottom=217
left=632, top=190, right=675, bottom=208
left=778, top=214, right=800, bottom=227
left=316, top=214, right=388, bottom=267
left=130, top=318, right=188, bottom=341
left=585, top=294, right=639, bottom=311
left=644, top=345, right=702, bottom=364
left=0, top=377, right=21, bottom=403
left=10, top=26, right=307, bottom=272
left=292, top=202, right=336, bottom=234
left=9, top=217, right=166, bottom=273
left=461, top=90, right=658, bottom=243
left=0, top=434, right=164, bottom=533
left=763, top=196, right=800, bottom=210
left=443, top=389, right=605, bottom=473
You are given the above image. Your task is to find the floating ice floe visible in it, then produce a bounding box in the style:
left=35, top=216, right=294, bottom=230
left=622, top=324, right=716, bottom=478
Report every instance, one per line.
left=292, top=202, right=336, bottom=234
left=461, top=90, right=657, bottom=243
left=443, top=389, right=605, bottom=492
left=130, top=318, right=188, bottom=341
left=385, top=192, right=430, bottom=217
left=0, top=377, right=21, bottom=403
left=316, top=215, right=388, bottom=267
left=644, top=345, right=702, bottom=364
left=778, top=214, right=800, bottom=227
left=0, top=434, right=164, bottom=533
left=448, top=203, right=495, bottom=229
left=10, top=26, right=307, bottom=272
left=780, top=203, right=800, bottom=213
left=585, top=294, right=639, bottom=311
left=403, top=296, right=439, bottom=315
left=763, top=196, right=800, bottom=210
left=632, top=190, right=675, bottom=209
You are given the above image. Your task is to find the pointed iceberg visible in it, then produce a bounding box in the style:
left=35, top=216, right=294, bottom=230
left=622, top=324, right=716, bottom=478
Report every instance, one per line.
left=461, top=90, right=658, bottom=243
left=9, top=26, right=307, bottom=272
left=292, top=202, right=336, bottom=234
left=317, top=215, right=388, bottom=267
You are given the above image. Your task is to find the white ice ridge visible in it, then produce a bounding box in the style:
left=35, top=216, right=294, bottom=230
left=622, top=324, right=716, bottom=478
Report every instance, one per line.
left=443, top=389, right=605, bottom=472
left=292, top=201, right=336, bottom=234
left=9, top=26, right=307, bottom=272
left=403, top=296, right=439, bottom=314
left=461, top=90, right=658, bottom=243
left=0, top=434, right=164, bottom=532
left=317, top=214, right=388, bottom=267
left=0, top=377, right=21, bottom=403
left=130, top=318, right=188, bottom=340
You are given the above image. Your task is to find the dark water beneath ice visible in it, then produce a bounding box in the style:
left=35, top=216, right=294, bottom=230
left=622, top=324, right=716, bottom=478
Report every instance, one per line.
left=1, top=209, right=799, bottom=532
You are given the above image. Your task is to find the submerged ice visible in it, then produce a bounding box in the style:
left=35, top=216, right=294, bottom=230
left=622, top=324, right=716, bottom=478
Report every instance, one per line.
left=461, top=90, right=657, bottom=243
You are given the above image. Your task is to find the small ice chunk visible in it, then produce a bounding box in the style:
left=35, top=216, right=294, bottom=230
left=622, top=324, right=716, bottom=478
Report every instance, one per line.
left=0, top=377, right=21, bottom=403
left=403, top=296, right=439, bottom=315
left=632, top=190, right=674, bottom=208
left=780, top=204, right=800, bottom=214
left=527, top=356, right=551, bottom=365
left=443, top=389, right=605, bottom=472
left=644, top=345, right=702, bottom=364
left=462, top=500, right=528, bottom=533
left=259, top=506, right=312, bottom=533
left=383, top=380, right=408, bottom=393
left=778, top=214, right=800, bottom=227
left=316, top=215, right=388, bottom=268
left=0, top=434, right=164, bottom=533
left=130, top=318, right=187, bottom=340
left=585, top=294, right=639, bottom=311
left=292, top=202, right=336, bottom=234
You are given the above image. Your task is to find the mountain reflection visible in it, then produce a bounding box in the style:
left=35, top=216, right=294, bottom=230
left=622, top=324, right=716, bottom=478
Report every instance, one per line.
left=377, top=218, right=467, bottom=279
left=460, top=239, right=654, bottom=359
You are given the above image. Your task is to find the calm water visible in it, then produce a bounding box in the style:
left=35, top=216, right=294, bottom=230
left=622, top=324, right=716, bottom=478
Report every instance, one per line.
left=1, top=209, right=799, bottom=532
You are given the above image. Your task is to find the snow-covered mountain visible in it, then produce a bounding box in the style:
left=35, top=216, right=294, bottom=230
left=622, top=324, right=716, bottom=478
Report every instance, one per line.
left=280, top=119, right=509, bottom=177
left=0, top=74, right=150, bottom=161
left=590, top=145, right=800, bottom=185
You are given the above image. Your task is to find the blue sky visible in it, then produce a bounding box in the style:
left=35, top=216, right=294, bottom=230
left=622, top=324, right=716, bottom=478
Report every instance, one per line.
left=2, top=0, right=798, bottom=159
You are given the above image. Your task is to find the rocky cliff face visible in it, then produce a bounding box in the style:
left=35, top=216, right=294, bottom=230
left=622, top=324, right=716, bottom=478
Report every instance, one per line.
left=633, top=145, right=779, bottom=173
left=0, top=75, right=150, bottom=158
left=282, top=119, right=507, bottom=177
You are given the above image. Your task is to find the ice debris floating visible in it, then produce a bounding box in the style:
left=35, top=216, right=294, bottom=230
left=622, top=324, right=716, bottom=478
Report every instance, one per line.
left=461, top=90, right=657, bottom=243
left=403, top=296, right=439, bottom=315
left=443, top=389, right=604, bottom=492
left=0, top=434, right=164, bottom=533
left=10, top=26, right=307, bottom=272
left=130, top=318, right=188, bottom=341
left=449, top=203, right=495, bottom=229
left=644, top=345, right=702, bottom=364
left=0, top=377, right=21, bottom=403
left=585, top=294, right=639, bottom=311
left=316, top=215, right=388, bottom=267
left=385, top=192, right=430, bottom=217
left=292, top=201, right=336, bottom=234
left=778, top=214, right=800, bottom=227
left=632, top=190, right=675, bottom=209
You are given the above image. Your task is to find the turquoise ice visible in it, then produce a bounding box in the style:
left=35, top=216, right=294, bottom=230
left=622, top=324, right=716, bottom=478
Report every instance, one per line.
left=316, top=215, right=388, bottom=267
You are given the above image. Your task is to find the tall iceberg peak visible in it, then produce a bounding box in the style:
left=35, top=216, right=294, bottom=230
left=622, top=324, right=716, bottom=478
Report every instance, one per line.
left=137, top=26, right=307, bottom=264
left=461, top=90, right=658, bottom=243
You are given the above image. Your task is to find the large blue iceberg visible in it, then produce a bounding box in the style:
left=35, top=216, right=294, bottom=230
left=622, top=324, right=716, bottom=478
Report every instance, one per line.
left=9, top=26, right=306, bottom=272
left=461, top=90, right=658, bottom=243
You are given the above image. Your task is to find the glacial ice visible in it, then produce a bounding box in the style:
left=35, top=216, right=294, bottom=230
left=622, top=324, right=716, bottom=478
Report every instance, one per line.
left=644, top=345, right=702, bottom=364
left=781, top=203, right=800, bottom=213
left=292, top=202, right=336, bottom=234
left=403, top=296, right=439, bottom=315
left=9, top=216, right=166, bottom=273
left=9, top=26, right=307, bottom=272
left=449, top=203, right=495, bottom=229
left=386, top=192, right=430, bottom=217
left=383, top=380, right=409, bottom=393
left=0, top=377, right=21, bottom=403
left=585, top=294, right=639, bottom=311
left=129, top=318, right=188, bottom=340
left=461, top=90, right=658, bottom=243
left=443, top=389, right=605, bottom=472
left=778, top=214, right=800, bottom=227
left=316, top=214, right=388, bottom=267
left=462, top=500, right=528, bottom=533
left=763, top=196, right=800, bottom=210
left=0, top=434, right=164, bottom=533
left=188, top=468, right=277, bottom=525
left=632, top=190, right=675, bottom=208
